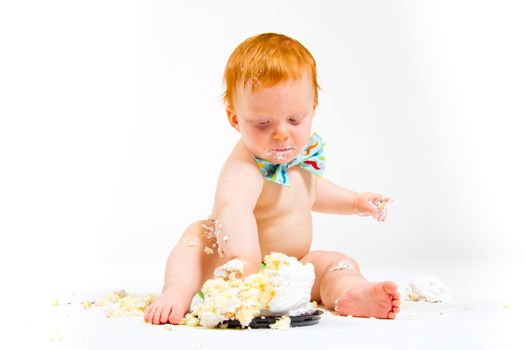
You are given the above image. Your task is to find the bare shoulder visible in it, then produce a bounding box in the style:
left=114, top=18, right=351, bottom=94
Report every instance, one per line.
left=213, top=139, right=264, bottom=210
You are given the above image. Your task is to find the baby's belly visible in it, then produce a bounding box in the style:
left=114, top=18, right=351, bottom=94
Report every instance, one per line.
left=256, top=213, right=312, bottom=260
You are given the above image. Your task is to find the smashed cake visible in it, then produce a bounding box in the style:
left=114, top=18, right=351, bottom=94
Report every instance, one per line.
left=180, top=252, right=319, bottom=328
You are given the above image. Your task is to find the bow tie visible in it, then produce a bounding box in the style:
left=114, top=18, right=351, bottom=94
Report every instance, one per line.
left=253, top=133, right=325, bottom=187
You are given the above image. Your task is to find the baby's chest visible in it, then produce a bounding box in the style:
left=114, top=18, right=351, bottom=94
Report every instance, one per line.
left=254, top=168, right=315, bottom=217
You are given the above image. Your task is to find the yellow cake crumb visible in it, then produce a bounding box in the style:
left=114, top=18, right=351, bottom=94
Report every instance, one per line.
left=49, top=329, right=64, bottom=342
left=204, top=246, right=214, bottom=254
left=270, top=315, right=291, bottom=330
left=88, top=290, right=156, bottom=318
left=186, top=316, right=201, bottom=327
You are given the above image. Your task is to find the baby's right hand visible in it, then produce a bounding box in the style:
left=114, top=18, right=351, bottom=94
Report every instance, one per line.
left=143, top=290, right=188, bottom=325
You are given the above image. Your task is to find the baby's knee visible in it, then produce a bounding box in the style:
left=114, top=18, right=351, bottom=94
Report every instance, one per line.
left=179, top=220, right=208, bottom=247
left=179, top=219, right=228, bottom=263
left=325, top=252, right=360, bottom=273
left=180, top=220, right=207, bottom=240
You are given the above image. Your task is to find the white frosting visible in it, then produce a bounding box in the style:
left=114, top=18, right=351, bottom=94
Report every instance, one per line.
left=267, top=260, right=315, bottom=316
left=330, top=259, right=355, bottom=272
left=213, top=259, right=245, bottom=279
left=407, top=275, right=451, bottom=303
left=198, top=311, right=227, bottom=328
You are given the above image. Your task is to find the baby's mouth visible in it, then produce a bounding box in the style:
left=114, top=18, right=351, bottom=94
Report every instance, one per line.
left=263, top=146, right=295, bottom=162
left=272, top=146, right=294, bottom=152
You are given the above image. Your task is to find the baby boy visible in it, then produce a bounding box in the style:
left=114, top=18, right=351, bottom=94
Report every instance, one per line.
left=144, top=33, right=400, bottom=325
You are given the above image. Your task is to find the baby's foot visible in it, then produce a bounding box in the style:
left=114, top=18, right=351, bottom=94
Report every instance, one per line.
left=335, top=281, right=400, bottom=319
left=144, top=290, right=189, bottom=325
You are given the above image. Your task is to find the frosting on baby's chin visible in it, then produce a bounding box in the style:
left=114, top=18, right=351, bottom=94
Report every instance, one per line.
left=258, top=149, right=296, bottom=164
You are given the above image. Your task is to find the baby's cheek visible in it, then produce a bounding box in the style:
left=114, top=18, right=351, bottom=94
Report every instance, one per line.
left=247, top=134, right=266, bottom=152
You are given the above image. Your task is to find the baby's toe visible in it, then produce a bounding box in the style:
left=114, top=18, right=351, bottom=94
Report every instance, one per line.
left=152, top=307, right=164, bottom=325
left=383, top=281, right=398, bottom=295
left=145, top=305, right=157, bottom=323
left=160, top=306, right=172, bottom=324
left=393, top=306, right=400, bottom=313
left=143, top=307, right=150, bottom=322
left=168, top=307, right=185, bottom=324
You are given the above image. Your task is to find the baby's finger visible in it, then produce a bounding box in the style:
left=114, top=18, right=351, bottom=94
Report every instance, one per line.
left=382, top=197, right=393, bottom=205
left=380, top=209, right=388, bottom=221
left=367, top=207, right=380, bottom=217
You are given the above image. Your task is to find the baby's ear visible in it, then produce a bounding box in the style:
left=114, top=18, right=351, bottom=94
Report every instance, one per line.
left=226, top=107, right=240, bottom=132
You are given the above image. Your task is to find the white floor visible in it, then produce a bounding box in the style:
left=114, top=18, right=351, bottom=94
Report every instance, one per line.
left=29, top=257, right=525, bottom=349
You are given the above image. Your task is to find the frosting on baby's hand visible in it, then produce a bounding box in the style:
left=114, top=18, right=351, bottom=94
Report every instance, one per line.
left=359, top=197, right=392, bottom=222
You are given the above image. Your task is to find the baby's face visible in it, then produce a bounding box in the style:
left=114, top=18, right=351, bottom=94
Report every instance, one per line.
left=229, top=74, right=315, bottom=164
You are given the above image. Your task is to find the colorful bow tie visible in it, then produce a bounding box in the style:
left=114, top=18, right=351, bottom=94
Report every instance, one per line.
left=253, top=133, right=325, bottom=187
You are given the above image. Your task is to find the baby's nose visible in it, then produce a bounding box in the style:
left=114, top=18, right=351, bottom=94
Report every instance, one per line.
left=272, top=123, right=289, bottom=140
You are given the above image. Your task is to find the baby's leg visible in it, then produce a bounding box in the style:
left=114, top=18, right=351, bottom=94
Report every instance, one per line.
left=144, top=220, right=229, bottom=325
left=301, top=251, right=400, bottom=319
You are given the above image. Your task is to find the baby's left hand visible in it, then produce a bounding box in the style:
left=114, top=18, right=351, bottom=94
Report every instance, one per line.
left=354, top=192, right=393, bottom=222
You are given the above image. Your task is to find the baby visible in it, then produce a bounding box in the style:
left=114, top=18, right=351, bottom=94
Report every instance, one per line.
left=144, top=33, right=400, bottom=325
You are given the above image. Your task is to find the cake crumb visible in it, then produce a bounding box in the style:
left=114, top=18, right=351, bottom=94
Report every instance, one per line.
left=406, top=275, right=451, bottom=303
left=87, top=291, right=155, bottom=318
left=49, top=329, right=64, bottom=342
left=183, top=237, right=200, bottom=247
left=186, top=317, right=200, bottom=327
left=270, top=315, right=291, bottom=330
left=51, top=299, right=60, bottom=306
left=204, top=246, right=214, bottom=254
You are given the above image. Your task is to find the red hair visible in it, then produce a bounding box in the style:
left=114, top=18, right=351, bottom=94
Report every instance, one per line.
left=222, top=33, right=320, bottom=109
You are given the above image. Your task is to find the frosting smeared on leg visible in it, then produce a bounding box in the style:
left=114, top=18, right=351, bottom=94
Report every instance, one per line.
left=329, top=259, right=355, bottom=272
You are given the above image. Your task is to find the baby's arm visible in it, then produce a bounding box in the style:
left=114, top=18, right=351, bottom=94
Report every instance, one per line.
left=312, top=176, right=391, bottom=220
left=211, top=147, right=264, bottom=275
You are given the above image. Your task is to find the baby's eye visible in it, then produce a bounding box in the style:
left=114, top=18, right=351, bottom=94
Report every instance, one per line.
left=288, top=117, right=301, bottom=125
left=255, top=121, right=271, bottom=129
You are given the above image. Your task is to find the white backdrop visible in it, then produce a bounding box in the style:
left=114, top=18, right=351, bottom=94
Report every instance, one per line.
left=1, top=0, right=524, bottom=302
